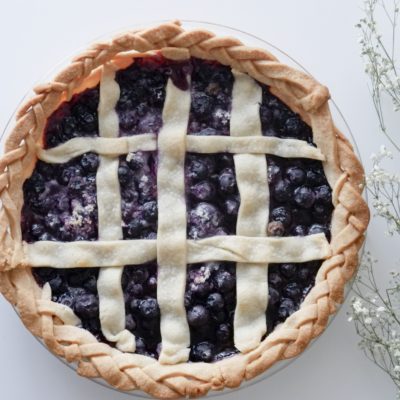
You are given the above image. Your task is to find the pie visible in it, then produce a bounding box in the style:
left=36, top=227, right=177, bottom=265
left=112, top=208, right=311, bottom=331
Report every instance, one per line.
left=0, top=21, right=369, bottom=398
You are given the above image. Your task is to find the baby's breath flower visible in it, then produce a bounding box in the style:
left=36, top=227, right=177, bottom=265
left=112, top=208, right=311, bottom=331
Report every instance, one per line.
left=352, top=1, right=400, bottom=395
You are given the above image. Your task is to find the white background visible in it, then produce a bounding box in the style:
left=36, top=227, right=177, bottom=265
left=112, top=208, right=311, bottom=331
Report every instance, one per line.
left=0, top=0, right=398, bottom=399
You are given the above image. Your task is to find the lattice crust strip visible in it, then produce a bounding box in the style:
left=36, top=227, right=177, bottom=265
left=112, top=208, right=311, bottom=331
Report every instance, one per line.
left=230, top=70, right=269, bottom=353
left=0, top=21, right=369, bottom=398
left=96, top=63, right=135, bottom=352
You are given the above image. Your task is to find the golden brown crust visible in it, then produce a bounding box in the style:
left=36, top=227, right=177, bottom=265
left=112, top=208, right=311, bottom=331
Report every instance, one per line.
left=0, top=20, right=369, bottom=398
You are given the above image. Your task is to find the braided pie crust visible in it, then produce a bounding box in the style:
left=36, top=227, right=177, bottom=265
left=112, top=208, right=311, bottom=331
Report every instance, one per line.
left=0, top=21, right=369, bottom=398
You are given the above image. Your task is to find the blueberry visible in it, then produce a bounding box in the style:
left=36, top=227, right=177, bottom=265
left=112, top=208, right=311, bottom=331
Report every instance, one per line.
left=123, top=188, right=138, bottom=203
left=127, top=282, right=144, bottom=297
left=44, top=213, right=61, bottom=231
left=223, top=197, right=240, bottom=217
left=216, top=323, right=232, bottom=343
left=197, top=127, right=217, bottom=136
left=83, top=275, right=98, bottom=294
left=187, top=305, right=210, bottom=327
left=120, top=111, right=137, bottom=130
left=60, top=166, right=82, bottom=185
left=68, top=176, right=84, bottom=192
left=260, top=105, right=273, bottom=126
left=62, top=116, right=78, bottom=136
left=125, top=314, right=136, bottom=332
left=306, top=168, right=325, bottom=186
left=146, top=276, right=157, bottom=293
left=189, top=281, right=213, bottom=298
left=214, top=270, right=235, bottom=293
left=30, top=223, right=45, bottom=238
left=126, top=220, right=142, bottom=238
left=273, top=179, right=292, bottom=202
left=217, top=154, right=234, bottom=168
left=118, top=165, right=132, bottom=185
left=130, top=298, right=142, bottom=312
left=186, top=158, right=208, bottom=181
left=286, top=166, right=306, bottom=185
left=283, top=283, right=302, bottom=301
left=131, top=266, right=150, bottom=284
left=218, top=168, right=236, bottom=194
left=57, top=292, right=75, bottom=308
left=188, top=202, right=223, bottom=239
left=214, top=348, right=238, bottom=362
left=127, top=152, right=146, bottom=170
left=268, top=287, right=280, bottom=307
left=80, top=153, right=99, bottom=173
left=206, top=293, right=224, bottom=311
left=271, top=206, right=292, bottom=227
left=308, top=223, right=328, bottom=236
left=39, top=232, right=56, bottom=241
left=190, top=181, right=216, bottom=201
left=57, top=194, right=70, bottom=211
left=292, top=225, right=307, bottom=236
left=278, top=298, right=296, bottom=320
left=135, top=336, right=146, bottom=354
left=280, top=263, right=297, bottom=279
left=267, top=164, right=281, bottom=185
left=139, top=298, right=159, bottom=319
left=314, top=185, right=332, bottom=204
left=268, top=272, right=283, bottom=289
left=267, top=221, right=285, bottom=237
left=184, top=291, right=193, bottom=308
left=190, top=341, right=215, bottom=362
left=294, top=186, right=315, bottom=209
left=48, top=274, right=65, bottom=294
left=298, top=266, right=311, bottom=282
left=143, top=201, right=157, bottom=221
left=192, top=93, right=214, bottom=118
left=74, top=293, right=99, bottom=319
left=284, top=117, right=303, bottom=137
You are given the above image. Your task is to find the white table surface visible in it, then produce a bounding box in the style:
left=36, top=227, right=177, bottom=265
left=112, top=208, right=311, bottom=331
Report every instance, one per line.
left=0, top=0, right=398, bottom=398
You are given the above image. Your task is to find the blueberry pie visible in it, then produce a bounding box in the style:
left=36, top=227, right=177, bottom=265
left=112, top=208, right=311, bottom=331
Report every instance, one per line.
left=0, top=21, right=369, bottom=398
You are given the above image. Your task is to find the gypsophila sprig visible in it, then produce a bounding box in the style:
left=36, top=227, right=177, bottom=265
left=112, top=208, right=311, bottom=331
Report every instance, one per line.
left=352, top=1, right=400, bottom=396
left=367, top=145, right=400, bottom=234
left=350, top=254, right=400, bottom=394
left=357, top=0, right=400, bottom=151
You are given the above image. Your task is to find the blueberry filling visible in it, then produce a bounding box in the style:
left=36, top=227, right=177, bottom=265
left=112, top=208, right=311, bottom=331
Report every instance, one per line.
left=122, top=262, right=161, bottom=358
left=22, top=156, right=98, bottom=243
left=25, top=55, right=333, bottom=363
left=186, top=153, right=239, bottom=239
left=260, top=86, right=313, bottom=143
left=188, top=59, right=233, bottom=136
left=120, top=152, right=158, bottom=239
left=186, top=262, right=238, bottom=362
left=266, top=156, right=333, bottom=239
left=44, top=87, right=100, bottom=149
left=266, top=261, right=321, bottom=331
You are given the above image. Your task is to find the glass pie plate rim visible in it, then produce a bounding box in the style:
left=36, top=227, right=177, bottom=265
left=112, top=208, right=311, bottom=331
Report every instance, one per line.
left=0, top=19, right=368, bottom=399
